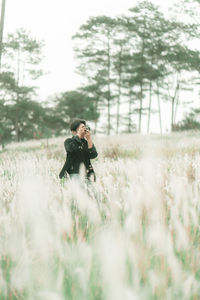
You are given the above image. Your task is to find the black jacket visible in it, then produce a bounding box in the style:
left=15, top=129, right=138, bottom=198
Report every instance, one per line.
left=59, top=135, right=98, bottom=179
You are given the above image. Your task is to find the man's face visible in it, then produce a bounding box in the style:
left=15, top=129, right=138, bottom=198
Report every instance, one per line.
left=76, top=123, right=86, bottom=137
left=77, top=123, right=86, bottom=132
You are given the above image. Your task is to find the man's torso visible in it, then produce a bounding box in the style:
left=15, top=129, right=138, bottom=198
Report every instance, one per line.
left=65, top=136, right=89, bottom=174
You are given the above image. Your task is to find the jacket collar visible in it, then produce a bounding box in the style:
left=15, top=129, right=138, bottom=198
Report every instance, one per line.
left=72, top=135, right=84, bottom=144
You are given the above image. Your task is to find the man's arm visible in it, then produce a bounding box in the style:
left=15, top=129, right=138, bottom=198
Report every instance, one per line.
left=87, top=137, right=93, bottom=149
left=84, top=131, right=98, bottom=159
left=87, top=144, right=98, bottom=159
left=59, top=161, right=68, bottom=179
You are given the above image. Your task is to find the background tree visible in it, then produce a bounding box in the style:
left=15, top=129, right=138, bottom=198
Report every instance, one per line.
left=173, top=108, right=200, bottom=131
left=111, top=17, right=135, bottom=134
left=73, top=16, right=117, bottom=135
left=55, top=90, right=99, bottom=133
left=1, top=29, right=45, bottom=142
left=123, top=1, right=169, bottom=132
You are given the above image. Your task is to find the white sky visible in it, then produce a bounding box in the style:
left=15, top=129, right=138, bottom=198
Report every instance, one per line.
left=2, top=0, right=176, bottom=101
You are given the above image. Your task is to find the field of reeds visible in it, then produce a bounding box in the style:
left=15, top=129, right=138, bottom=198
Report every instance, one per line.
left=0, top=132, right=200, bottom=300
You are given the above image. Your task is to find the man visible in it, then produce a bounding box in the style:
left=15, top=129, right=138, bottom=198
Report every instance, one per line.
left=59, top=119, right=98, bottom=181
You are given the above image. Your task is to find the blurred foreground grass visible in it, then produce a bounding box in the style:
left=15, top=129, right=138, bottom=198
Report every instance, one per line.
left=0, top=132, right=200, bottom=299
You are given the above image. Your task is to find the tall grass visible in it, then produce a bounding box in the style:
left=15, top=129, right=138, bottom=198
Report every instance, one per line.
left=0, top=133, right=200, bottom=299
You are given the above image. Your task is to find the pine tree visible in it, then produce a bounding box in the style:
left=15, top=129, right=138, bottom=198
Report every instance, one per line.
left=2, top=28, right=44, bottom=141
left=73, top=16, right=117, bottom=134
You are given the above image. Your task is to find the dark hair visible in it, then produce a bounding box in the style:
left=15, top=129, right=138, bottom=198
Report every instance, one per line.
left=70, top=119, right=86, bottom=131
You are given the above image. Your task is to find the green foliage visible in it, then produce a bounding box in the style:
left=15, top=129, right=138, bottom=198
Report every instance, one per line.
left=0, top=28, right=46, bottom=144
left=55, top=90, right=99, bottom=126
left=0, top=71, right=16, bottom=91
left=173, top=110, right=200, bottom=131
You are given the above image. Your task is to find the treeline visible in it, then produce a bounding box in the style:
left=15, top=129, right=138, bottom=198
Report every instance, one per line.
left=72, top=0, right=200, bottom=134
left=0, top=29, right=99, bottom=147
left=0, top=0, right=200, bottom=146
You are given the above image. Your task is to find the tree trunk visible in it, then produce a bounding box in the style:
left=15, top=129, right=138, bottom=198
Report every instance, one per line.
left=15, top=116, right=19, bottom=142
left=14, top=48, right=21, bottom=142
left=17, top=47, right=21, bottom=85
left=128, top=90, right=132, bottom=133
left=157, top=82, right=162, bottom=134
left=138, top=37, right=145, bottom=133
left=147, top=80, right=152, bottom=133
left=107, top=31, right=111, bottom=135
left=171, top=81, right=179, bottom=131
left=116, top=44, right=123, bottom=135
left=94, top=98, right=98, bottom=134
left=174, top=83, right=180, bottom=125
left=139, top=81, right=143, bottom=133
left=0, top=0, right=6, bottom=69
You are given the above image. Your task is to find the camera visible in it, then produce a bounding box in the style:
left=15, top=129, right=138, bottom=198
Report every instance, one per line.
left=85, top=126, right=90, bottom=131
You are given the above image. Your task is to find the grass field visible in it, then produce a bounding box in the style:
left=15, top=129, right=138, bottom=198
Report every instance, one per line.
left=0, top=132, right=200, bottom=300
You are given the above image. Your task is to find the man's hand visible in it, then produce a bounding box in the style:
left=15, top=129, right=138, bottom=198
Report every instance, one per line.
left=84, top=129, right=91, bottom=140
left=85, top=130, right=93, bottom=148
